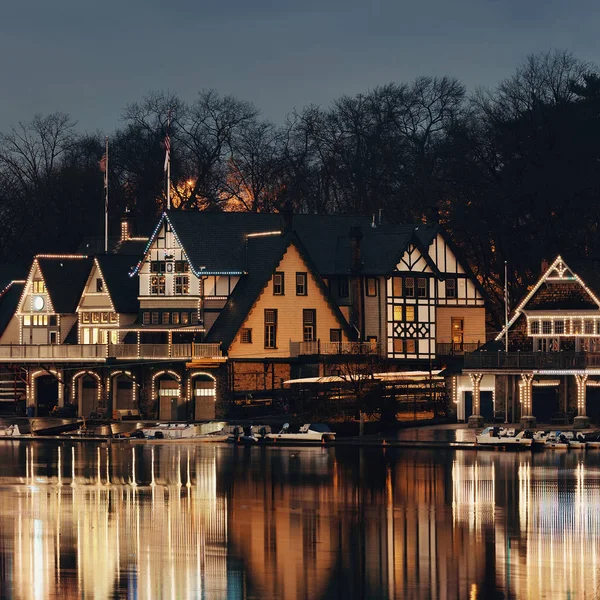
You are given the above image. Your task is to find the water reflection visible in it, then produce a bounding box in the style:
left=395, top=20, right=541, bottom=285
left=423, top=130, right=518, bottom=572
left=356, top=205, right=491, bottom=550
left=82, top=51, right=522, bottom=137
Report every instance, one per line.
left=3, top=443, right=600, bottom=598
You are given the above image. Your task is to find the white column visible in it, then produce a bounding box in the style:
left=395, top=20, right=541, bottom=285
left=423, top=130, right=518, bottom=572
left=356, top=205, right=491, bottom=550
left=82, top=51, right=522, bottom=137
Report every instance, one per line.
left=520, top=373, right=534, bottom=416
left=469, top=373, right=484, bottom=416
left=575, top=374, right=588, bottom=417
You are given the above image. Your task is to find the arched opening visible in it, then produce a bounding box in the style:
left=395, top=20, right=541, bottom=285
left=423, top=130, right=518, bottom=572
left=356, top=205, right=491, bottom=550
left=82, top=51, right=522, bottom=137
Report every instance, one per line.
left=190, top=373, right=216, bottom=421
left=74, top=373, right=101, bottom=418
left=153, top=371, right=183, bottom=421
left=36, top=375, right=59, bottom=417
left=112, top=373, right=136, bottom=412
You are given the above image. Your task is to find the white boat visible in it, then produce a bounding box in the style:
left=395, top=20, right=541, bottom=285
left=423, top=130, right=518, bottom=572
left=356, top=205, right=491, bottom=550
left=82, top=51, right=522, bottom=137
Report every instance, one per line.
left=544, top=431, right=571, bottom=449
left=264, top=423, right=336, bottom=444
left=475, top=427, right=533, bottom=448
left=562, top=431, right=587, bottom=450
left=532, top=430, right=551, bottom=448
left=140, top=423, right=227, bottom=441
left=0, top=424, right=25, bottom=438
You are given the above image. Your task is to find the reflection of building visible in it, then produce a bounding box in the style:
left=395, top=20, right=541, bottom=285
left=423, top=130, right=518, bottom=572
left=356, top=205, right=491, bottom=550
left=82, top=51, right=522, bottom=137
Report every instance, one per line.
left=0, top=444, right=228, bottom=600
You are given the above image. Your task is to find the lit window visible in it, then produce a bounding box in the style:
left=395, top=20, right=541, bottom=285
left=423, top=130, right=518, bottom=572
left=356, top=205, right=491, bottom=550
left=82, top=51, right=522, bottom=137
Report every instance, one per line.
left=109, top=313, right=117, bottom=324
left=573, top=320, right=582, bottom=334
left=101, top=312, right=108, bottom=324
left=33, top=280, right=46, bottom=293
left=162, top=312, right=169, bottom=325
left=273, top=272, right=284, bottom=295
left=405, top=306, right=415, bottom=322
left=151, top=275, right=166, bottom=295
left=393, top=306, right=403, bottom=321
left=405, top=277, right=415, bottom=298
left=240, top=328, right=252, bottom=344
left=175, top=275, right=189, bottom=295
left=172, top=312, right=180, bottom=325
left=23, top=315, right=31, bottom=326
left=92, top=312, right=99, bottom=324
left=181, top=312, right=189, bottom=325
left=296, top=273, right=307, bottom=296
left=82, top=313, right=90, bottom=324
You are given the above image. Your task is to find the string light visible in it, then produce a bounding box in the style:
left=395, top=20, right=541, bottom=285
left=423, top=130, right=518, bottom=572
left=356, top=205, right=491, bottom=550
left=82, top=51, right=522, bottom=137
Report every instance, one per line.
left=576, top=373, right=588, bottom=416
left=151, top=370, right=181, bottom=402
left=71, top=371, right=102, bottom=404
left=519, top=373, right=534, bottom=414
left=495, top=255, right=600, bottom=342
left=186, top=372, right=217, bottom=404
left=29, top=368, right=64, bottom=406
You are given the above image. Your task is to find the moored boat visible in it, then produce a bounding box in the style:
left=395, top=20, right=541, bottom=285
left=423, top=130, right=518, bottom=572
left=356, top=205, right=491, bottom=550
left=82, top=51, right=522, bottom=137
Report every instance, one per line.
left=475, top=427, right=533, bottom=448
left=264, top=423, right=336, bottom=444
left=544, top=431, right=571, bottom=449
left=0, top=424, right=25, bottom=438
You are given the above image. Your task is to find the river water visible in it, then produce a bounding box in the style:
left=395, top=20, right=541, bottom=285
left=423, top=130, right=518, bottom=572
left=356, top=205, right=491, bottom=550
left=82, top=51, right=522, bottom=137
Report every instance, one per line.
left=0, top=440, right=599, bottom=599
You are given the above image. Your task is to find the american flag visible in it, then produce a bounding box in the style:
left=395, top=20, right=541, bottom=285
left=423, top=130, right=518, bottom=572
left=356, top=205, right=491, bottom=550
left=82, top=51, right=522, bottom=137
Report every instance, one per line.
left=163, top=133, right=171, bottom=172
left=99, top=151, right=108, bottom=188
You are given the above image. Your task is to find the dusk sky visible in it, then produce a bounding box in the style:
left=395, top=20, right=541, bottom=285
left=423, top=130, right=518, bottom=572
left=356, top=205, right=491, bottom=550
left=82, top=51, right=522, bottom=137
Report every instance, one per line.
left=1, top=0, right=599, bottom=133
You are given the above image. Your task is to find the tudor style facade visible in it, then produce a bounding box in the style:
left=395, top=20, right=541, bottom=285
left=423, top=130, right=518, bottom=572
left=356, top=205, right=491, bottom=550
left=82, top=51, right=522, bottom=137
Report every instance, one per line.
left=0, top=210, right=490, bottom=419
left=462, top=256, right=600, bottom=427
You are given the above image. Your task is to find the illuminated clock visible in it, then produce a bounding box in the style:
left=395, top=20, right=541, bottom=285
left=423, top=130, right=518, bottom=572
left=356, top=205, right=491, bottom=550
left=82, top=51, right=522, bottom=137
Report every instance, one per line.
left=32, top=295, right=45, bottom=311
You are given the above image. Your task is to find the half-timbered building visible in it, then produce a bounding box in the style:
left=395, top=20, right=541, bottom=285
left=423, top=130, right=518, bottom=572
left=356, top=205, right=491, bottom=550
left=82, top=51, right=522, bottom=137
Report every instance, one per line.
left=0, top=210, right=489, bottom=419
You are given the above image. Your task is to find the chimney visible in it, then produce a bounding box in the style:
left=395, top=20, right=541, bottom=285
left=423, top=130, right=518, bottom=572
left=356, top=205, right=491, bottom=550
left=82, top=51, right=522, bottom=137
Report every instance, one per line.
left=541, top=259, right=549, bottom=274
left=281, top=200, right=294, bottom=233
left=349, top=226, right=363, bottom=273
left=120, top=209, right=132, bottom=243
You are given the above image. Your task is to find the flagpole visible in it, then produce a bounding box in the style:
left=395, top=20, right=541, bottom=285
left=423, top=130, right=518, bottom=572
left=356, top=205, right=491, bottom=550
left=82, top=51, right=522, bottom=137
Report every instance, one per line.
left=166, top=111, right=171, bottom=210
left=504, top=260, right=509, bottom=352
left=104, top=136, right=109, bottom=253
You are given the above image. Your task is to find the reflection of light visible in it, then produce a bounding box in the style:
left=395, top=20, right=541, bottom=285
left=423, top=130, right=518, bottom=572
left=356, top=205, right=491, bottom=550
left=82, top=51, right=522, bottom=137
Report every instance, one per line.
left=4, top=446, right=228, bottom=599
left=469, top=583, right=477, bottom=600
left=452, top=457, right=495, bottom=531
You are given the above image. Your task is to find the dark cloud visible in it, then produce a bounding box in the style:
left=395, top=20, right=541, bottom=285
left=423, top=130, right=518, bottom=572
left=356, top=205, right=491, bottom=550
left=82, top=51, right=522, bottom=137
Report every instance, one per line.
left=1, top=0, right=599, bottom=133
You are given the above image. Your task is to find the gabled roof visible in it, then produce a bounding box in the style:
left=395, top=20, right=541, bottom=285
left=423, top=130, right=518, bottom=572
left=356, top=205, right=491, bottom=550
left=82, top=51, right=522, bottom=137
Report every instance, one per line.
left=0, top=265, right=27, bottom=292
left=137, top=211, right=447, bottom=278
left=205, top=233, right=354, bottom=350
left=94, top=255, right=140, bottom=314
left=36, top=256, right=93, bottom=314
left=495, top=255, right=600, bottom=341
left=0, top=282, right=24, bottom=336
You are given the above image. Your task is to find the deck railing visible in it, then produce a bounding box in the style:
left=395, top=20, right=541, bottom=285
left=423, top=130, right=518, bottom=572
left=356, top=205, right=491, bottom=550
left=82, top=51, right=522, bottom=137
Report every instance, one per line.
left=295, top=341, right=382, bottom=356
left=0, top=343, right=223, bottom=362
left=436, top=342, right=482, bottom=356
left=464, top=351, right=600, bottom=370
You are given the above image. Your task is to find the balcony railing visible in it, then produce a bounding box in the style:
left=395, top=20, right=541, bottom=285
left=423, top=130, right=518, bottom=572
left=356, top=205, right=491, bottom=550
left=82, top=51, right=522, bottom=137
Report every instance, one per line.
left=0, top=343, right=223, bottom=362
left=464, top=351, right=600, bottom=371
left=436, top=342, right=483, bottom=356
left=295, top=341, right=382, bottom=356
left=0, top=344, right=107, bottom=361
